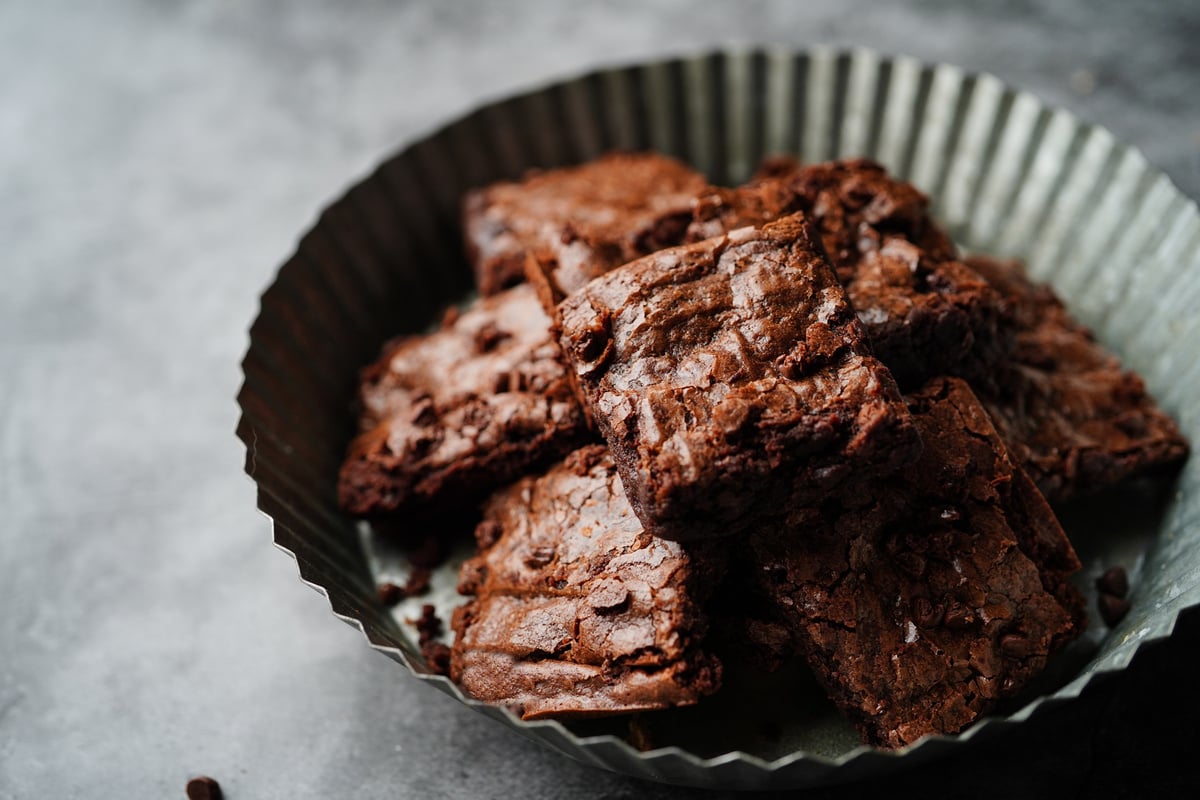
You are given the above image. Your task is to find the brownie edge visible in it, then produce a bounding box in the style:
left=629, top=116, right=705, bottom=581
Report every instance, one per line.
left=450, top=445, right=725, bottom=719
left=557, top=212, right=921, bottom=542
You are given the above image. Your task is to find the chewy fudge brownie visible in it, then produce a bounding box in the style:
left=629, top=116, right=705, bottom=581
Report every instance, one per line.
left=337, top=284, right=591, bottom=516
left=687, top=158, right=1009, bottom=388
left=557, top=213, right=921, bottom=542
left=463, top=152, right=707, bottom=300
left=966, top=254, right=1189, bottom=502
left=748, top=377, right=1082, bottom=748
left=450, top=445, right=724, bottom=719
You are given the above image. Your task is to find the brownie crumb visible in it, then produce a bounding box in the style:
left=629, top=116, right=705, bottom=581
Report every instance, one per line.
left=186, top=776, right=223, bottom=800
left=409, top=603, right=444, bottom=646
left=403, top=566, right=432, bottom=597
left=1097, top=566, right=1130, bottom=599
left=377, top=582, right=405, bottom=606
left=421, top=641, right=452, bottom=675
left=1099, top=593, right=1131, bottom=627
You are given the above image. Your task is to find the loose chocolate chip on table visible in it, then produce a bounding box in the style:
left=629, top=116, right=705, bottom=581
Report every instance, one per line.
left=186, top=776, right=223, bottom=800
left=1099, top=593, right=1132, bottom=627
left=1096, top=565, right=1130, bottom=598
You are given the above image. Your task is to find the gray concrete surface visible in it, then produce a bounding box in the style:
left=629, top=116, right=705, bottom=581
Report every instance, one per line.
left=2, top=1, right=1197, bottom=798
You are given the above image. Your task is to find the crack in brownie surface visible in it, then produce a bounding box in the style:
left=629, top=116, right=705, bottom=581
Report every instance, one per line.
left=463, top=152, right=706, bottom=299
left=687, top=158, right=1010, bottom=388
left=557, top=212, right=920, bottom=541
left=337, top=284, right=591, bottom=516
left=450, top=445, right=725, bottom=719
left=747, top=377, right=1082, bottom=748
left=966, top=254, right=1189, bottom=502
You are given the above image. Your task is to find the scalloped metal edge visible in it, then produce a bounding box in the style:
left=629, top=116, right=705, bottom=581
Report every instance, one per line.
left=236, top=46, right=1200, bottom=789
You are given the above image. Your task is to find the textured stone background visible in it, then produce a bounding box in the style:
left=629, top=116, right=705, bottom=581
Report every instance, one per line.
left=2, top=1, right=1198, bottom=797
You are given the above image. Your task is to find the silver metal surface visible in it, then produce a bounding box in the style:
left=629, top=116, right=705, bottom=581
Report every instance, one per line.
left=3, top=2, right=1198, bottom=798
left=235, top=48, right=1200, bottom=790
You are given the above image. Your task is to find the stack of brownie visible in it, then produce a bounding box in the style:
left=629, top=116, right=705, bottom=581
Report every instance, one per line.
left=337, top=152, right=1188, bottom=748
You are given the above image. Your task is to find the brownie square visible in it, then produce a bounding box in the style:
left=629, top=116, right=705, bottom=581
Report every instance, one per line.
left=747, top=377, right=1082, bottom=748
left=337, top=284, right=591, bottom=516
left=450, top=445, right=724, bottom=719
left=557, top=212, right=920, bottom=541
left=462, top=152, right=707, bottom=299
left=687, top=158, right=1010, bottom=388
left=966, top=254, right=1189, bottom=502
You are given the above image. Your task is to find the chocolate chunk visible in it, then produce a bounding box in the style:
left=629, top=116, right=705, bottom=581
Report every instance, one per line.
left=557, top=213, right=920, bottom=541
left=1097, top=566, right=1130, bottom=599
left=337, top=284, right=591, bottom=516
left=186, top=776, right=223, bottom=800
left=1099, top=593, right=1132, bottom=627
left=450, top=446, right=725, bottom=719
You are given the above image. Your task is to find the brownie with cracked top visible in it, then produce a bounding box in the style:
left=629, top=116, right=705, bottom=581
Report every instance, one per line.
left=687, top=158, right=1010, bottom=388
left=557, top=212, right=921, bottom=542
left=965, top=254, right=1189, bottom=502
left=337, top=284, right=591, bottom=516
left=748, top=377, right=1082, bottom=747
left=462, top=152, right=707, bottom=300
left=450, top=445, right=725, bottom=719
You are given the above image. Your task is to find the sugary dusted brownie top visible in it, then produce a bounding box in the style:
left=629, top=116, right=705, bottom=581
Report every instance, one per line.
left=450, top=445, right=724, bottom=720
left=749, top=377, right=1081, bottom=748
left=557, top=212, right=920, bottom=542
left=462, top=152, right=707, bottom=299
left=688, top=158, right=1009, bottom=388
left=966, top=254, right=1189, bottom=502
left=337, top=284, right=590, bottom=516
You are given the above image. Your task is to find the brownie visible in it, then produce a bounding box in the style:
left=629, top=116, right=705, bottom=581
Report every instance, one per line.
left=462, top=152, right=707, bottom=299
left=557, top=212, right=921, bottom=542
left=966, top=254, right=1189, bottom=502
left=687, top=158, right=1010, bottom=388
left=337, top=284, right=591, bottom=516
left=450, top=445, right=724, bottom=719
left=747, top=377, right=1082, bottom=748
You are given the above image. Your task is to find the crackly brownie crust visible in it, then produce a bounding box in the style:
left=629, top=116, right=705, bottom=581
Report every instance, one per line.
left=462, top=152, right=707, bottom=299
left=337, top=284, right=591, bottom=516
left=747, top=377, right=1082, bottom=748
left=557, top=213, right=921, bottom=542
left=966, top=254, right=1189, bottom=502
left=687, top=158, right=1010, bottom=388
left=450, top=445, right=725, bottom=719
